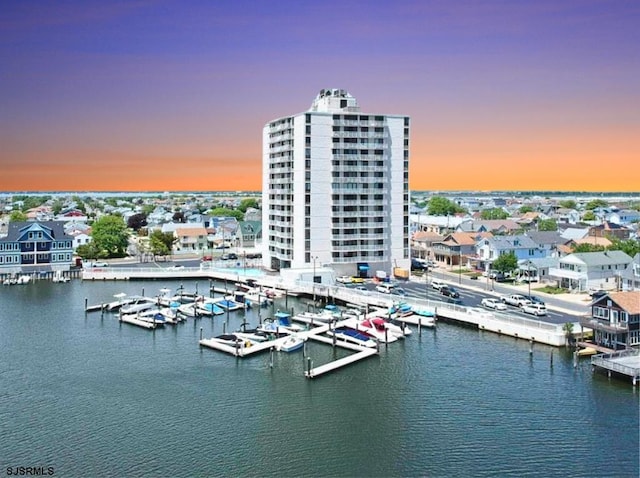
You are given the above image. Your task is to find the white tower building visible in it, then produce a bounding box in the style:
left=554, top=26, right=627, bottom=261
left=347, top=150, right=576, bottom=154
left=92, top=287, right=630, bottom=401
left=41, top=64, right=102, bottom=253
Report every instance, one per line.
left=262, top=89, right=410, bottom=277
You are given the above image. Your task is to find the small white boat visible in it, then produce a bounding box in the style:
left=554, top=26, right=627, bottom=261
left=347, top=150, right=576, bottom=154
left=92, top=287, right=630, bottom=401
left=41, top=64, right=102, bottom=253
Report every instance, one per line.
left=52, top=271, right=70, bottom=283
left=276, top=334, right=305, bottom=352
left=120, top=297, right=157, bottom=315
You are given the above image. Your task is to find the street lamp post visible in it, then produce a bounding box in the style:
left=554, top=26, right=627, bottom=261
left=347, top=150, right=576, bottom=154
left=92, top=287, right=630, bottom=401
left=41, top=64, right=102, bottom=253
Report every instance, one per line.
left=425, top=265, right=429, bottom=302
left=458, top=249, right=462, bottom=284
left=527, top=260, right=532, bottom=297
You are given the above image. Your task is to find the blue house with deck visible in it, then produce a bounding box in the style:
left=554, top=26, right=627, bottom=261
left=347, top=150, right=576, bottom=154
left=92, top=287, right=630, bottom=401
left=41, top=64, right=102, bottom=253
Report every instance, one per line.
left=0, top=221, right=74, bottom=276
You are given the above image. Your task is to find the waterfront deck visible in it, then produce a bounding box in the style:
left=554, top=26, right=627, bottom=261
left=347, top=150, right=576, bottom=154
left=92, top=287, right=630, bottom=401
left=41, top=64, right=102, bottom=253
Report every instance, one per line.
left=591, top=349, right=640, bottom=385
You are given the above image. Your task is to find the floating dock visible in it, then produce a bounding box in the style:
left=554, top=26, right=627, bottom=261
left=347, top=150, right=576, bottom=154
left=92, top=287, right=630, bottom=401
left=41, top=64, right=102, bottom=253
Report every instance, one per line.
left=119, top=314, right=157, bottom=330
left=304, top=347, right=378, bottom=379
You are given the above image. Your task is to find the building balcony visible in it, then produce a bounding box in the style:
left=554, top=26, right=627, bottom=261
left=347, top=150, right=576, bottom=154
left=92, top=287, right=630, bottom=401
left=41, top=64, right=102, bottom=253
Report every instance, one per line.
left=579, top=317, right=629, bottom=334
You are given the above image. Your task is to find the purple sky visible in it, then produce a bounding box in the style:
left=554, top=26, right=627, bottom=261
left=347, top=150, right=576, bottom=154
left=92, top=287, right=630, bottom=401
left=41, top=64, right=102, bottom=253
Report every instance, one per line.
left=1, top=0, right=638, bottom=191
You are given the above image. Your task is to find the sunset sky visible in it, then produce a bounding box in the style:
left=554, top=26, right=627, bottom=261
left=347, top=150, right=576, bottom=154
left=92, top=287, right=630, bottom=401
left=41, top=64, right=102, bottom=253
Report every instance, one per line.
left=1, top=1, right=638, bottom=192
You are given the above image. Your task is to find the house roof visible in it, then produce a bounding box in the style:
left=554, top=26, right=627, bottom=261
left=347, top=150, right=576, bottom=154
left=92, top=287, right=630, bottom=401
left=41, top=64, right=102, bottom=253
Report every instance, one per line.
left=564, top=250, right=633, bottom=266
left=1, top=221, right=72, bottom=242
left=412, top=231, right=444, bottom=242
left=525, top=231, right=566, bottom=246
left=482, top=234, right=538, bottom=250
left=596, top=291, right=640, bottom=315
left=175, top=227, right=207, bottom=237
left=574, top=236, right=612, bottom=247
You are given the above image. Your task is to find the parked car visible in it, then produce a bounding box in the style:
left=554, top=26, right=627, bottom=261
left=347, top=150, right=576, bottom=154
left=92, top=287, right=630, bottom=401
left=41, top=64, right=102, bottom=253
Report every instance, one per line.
left=522, top=303, right=547, bottom=316
left=589, top=288, right=607, bottom=299
left=221, top=253, right=238, bottom=260
left=336, top=275, right=352, bottom=284
left=391, top=287, right=407, bottom=296
left=522, top=295, right=545, bottom=306
left=167, top=264, right=185, bottom=271
left=354, top=285, right=370, bottom=295
left=201, top=255, right=213, bottom=262
left=376, top=283, right=395, bottom=294
left=501, top=294, right=531, bottom=307
left=440, top=285, right=460, bottom=298
left=430, top=279, right=446, bottom=291
left=91, top=261, right=109, bottom=267
left=350, top=276, right=364, bottom=284
left=481, top=298, right=507, bottom=310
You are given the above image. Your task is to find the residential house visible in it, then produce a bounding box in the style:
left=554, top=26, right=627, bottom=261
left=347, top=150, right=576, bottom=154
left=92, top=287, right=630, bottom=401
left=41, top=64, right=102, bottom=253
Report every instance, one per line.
left=553, top=208, right=581, bottom=225
left=457, top=219, right=521, bottom=235
left=620, top=253, right=640, bottom=291
left=410, top=214, right=467, bottom=235
left=475, top=234, right=544, bottom=271
left=549, top=250, right=633, bottom=292
left=174, top=226, right=209, bottom=252
left=432, top=232, right=489, bottom=267
left=524, top=231, right=566, bottom=257
left=410, top=230, right=444, bottom=260
left=588, top=221, right=631, bottom=241
left=607, top=209, right=640, bottom=226
left=580, top=291, right=640, bottom=350
left=0, top=221, right=74, bottom=275
left=237, top=221, right=262, bottom=249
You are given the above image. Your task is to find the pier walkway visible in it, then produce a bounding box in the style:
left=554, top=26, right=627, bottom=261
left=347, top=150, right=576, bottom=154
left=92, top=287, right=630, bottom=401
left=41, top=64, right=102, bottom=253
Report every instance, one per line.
left=591, top=349, right=640, bottom=385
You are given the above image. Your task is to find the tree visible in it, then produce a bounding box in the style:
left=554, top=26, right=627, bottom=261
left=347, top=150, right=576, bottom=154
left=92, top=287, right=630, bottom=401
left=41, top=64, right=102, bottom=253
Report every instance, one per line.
left=208, top=207, right=244, bottom=221
left=76, top=242, right=101, bottom=260
left=582, top=210, right=596, bottom=221
left=537, top=218, right=558, bottom=231
left=127, top=213, right=148, bottom=231
left=562, top=322, right=575, bottom=347
left=491, top=251, right=518, bottom=274
left=238, top=198, right=259, bottom=213
left=573, top=243, right=605, bottom=253
left=172, top=211, right=185, bottom=223
left=9, top=210, right=27, bottom=222
left=607, top=238, right=640, bottom=258
left=427, top=196, right=466, bottom=216
left=519, top=206, right=534, bottom=214
left=585, top=199, right=607, bottom=210
left=149, top=230, right=176, bottom=260
left=558, top=199, right=577, bottom=209
left=91, top=215, right=130, bottom=258
left=51, top=199, right=64, bottom=215
left=480, top=208, right=508, bottom=220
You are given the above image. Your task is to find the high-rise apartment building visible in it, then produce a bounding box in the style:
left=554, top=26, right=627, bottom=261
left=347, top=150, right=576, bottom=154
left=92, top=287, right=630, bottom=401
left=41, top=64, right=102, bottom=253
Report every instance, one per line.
left=262, top=89, right=410, bottom=276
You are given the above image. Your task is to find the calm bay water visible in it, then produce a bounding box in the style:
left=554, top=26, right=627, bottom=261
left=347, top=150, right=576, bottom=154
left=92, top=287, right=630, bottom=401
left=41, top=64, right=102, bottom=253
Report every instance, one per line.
left=1, top=279, right=638, bottom=478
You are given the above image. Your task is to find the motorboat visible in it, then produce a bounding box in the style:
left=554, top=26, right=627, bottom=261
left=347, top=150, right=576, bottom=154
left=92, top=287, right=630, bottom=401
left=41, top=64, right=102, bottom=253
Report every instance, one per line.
left=326, top=327, right=377, bottom=348
left=243, top=288, right=273, bottom=307
left=106, top=293, right=140, bottom=311
left=120, top=297, right=158, bottom=315
left=258, top=312, right=304, bottom=335
left=342, top=317, right=405, bottom=343
left=389, top=302, right=413, bottom=318
left=212, top=296, right=245, bottom=312
left=276, top=334, right=306, bottom=352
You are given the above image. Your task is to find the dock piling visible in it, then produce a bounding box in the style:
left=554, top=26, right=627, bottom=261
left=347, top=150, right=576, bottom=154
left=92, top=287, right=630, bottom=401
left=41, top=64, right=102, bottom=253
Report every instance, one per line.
left=418, top=317, right=422, bottom=336
left=200, top=327, right=203, bottom=341
left=550, top=350, right=553, bottom=368
left=385, top=329, right=388, bottom=348
left=529, top=340, right=533, bottom=355
left=270, top=347, right=274, bottom=368
left=573, top=351, right=578, bottom=368
left=307, top=357, right=311, bottom=377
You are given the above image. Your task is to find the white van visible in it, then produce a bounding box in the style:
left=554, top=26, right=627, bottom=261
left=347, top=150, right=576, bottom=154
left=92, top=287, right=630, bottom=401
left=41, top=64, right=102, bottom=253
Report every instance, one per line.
left=430, top=279, right=446, bottom=291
